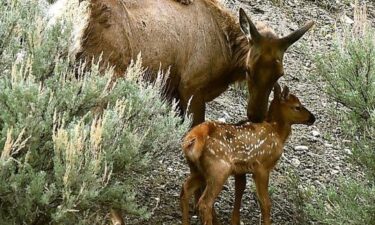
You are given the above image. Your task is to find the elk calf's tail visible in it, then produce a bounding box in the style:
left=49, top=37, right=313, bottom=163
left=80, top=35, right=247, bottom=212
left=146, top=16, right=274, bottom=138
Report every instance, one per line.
left=182, top=123, right=211, bottom=163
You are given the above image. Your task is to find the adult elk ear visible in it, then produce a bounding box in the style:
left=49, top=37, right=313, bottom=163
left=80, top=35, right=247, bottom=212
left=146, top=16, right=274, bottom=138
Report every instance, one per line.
left=239, top=8, right=261, bottom=44
left=273, top=83, right=281, bottom=100
left=279, top=20, right=314, bottom=50
left=281, top=85, right=290, bottom=100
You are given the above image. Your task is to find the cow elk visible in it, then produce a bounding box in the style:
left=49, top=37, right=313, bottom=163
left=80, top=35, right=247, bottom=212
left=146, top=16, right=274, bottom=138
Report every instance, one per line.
left=180, top=84, right=315, bottom=225
left=77, top=0, right=314, bottom=126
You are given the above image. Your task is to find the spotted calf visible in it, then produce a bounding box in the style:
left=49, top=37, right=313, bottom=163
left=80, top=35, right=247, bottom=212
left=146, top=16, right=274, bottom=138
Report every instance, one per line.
left=180, top=84, right=315, bottom=225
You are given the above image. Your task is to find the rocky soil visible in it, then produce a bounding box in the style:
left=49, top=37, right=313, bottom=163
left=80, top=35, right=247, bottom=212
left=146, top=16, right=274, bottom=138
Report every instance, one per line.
left=123, top=0, right=375, bottom=224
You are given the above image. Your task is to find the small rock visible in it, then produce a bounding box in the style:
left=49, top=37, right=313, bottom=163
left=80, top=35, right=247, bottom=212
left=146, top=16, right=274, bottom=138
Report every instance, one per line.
left=218, top=117, right=226, bottom=122
left=341, top=15, right=354, bottom=24
left=291, top=158, right=301, bottom=167
left=312, top=130, right=320, bottom=137
left=314, top=180, right=322, bottom=187
left=344, top=148, right=353, bottom=155
left=318, top=176, right=326, bottom=182
left=294, top=145, right=309, bottom=151
left=324, top=143, right=334, bottom=148
left=331, top=169, right=339, bottom=175
left=307, top=152, right=318, bottom=157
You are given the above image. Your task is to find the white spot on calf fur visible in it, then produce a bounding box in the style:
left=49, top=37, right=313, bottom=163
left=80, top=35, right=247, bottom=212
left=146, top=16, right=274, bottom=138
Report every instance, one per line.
left=220, top=159, right=231, bottom=167
left=209, top=148, right=216, bottom=155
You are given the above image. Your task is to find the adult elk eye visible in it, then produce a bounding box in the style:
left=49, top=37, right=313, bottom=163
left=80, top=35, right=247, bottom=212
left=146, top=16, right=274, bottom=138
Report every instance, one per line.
left=294, top=106, right=302, bottom=111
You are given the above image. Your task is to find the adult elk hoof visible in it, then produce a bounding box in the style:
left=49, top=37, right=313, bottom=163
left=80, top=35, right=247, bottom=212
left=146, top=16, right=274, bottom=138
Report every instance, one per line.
left=175, top=0, right=194, bottom=5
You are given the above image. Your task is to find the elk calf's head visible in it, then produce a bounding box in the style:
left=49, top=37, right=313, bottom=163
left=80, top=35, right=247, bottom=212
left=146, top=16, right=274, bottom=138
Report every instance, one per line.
left=268, top=84, right=315, bottom=126
left=239, top=8, right=314, bottom=122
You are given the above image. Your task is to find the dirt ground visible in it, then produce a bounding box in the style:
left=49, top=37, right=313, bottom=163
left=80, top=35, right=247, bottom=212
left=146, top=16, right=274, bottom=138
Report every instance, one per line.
left=123, top=0, right=375, bottom=224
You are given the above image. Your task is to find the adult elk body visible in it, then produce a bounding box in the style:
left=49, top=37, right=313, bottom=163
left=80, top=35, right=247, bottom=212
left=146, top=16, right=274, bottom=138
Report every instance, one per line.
left=180, top=85, right=315, bottom=225
left=77, top=0, right=314, bottom=126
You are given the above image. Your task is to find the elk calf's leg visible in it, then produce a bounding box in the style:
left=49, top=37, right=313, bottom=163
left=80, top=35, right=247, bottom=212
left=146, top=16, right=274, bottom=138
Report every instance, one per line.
left=198, top=172, right=228, bottom=225
left=194, top=187, right=220, bottom=224
left=197, top=189, right=217, bottom=225
left=231, top=174, right=246, bottom=225
left=253, top=171, right=271, bottom=225
left=110, top=208, right=125, bottom=225
left=180, top=174, right=204, bottom=225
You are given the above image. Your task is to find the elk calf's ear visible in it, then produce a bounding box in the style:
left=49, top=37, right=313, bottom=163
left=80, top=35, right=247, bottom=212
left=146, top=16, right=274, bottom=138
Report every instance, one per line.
left=281, top=86, right=290, bottom=100
left=239, top=8, right=261, bottom=43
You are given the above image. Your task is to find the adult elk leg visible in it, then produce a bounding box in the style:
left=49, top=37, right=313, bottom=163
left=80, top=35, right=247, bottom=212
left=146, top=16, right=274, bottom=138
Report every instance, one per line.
left=231, top=174, right=246, bottom=225
left=253, top=170, right=271, bottom=225
left=179, top=88, right=206, bottom=127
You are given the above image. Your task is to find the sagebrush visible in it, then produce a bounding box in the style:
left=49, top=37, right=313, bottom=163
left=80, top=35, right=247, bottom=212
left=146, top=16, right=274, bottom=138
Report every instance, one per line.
left=0, top=1, right=188, bottom=224
left=306, top=4, right=375, bottom=224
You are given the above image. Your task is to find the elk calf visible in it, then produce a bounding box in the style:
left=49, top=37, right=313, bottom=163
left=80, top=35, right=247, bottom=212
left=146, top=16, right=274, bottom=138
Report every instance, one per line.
left=180, top=84, right=315, bottom=225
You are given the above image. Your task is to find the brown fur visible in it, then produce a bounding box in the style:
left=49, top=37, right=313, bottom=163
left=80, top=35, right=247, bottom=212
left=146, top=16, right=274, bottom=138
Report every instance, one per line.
left=182, top=123, right=213, bottom=162
left=180, top=85, right=315, bottom=225
left=78, top=0, right=314, bottom=126
left=109, top=209, right=125, bottom=225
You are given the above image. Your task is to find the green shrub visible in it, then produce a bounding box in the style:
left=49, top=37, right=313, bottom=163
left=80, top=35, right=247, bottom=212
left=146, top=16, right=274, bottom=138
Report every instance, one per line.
left=316, top=30, right=375, bottom=124
left=305, top=179, right=375, bottom=225
left=310, top=5, right=375, bottom=225
left=315, top=24, right=375, bottom=176
left=281, top=169, right=312, bottom=224
left=0, top=1, right=188, bottom=224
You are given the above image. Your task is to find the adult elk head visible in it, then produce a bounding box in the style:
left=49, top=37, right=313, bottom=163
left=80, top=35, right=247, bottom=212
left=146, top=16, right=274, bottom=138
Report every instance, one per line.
left=239, top=8, right=314, bottom=123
